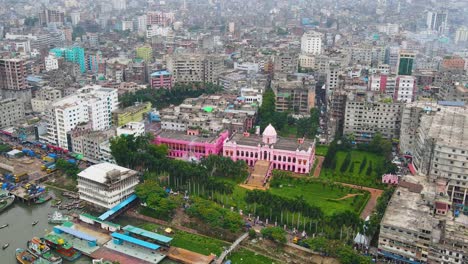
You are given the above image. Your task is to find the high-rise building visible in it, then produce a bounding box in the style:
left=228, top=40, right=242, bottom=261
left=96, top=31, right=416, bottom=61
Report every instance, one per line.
left=343, top=91, right=403, bottom=143
left=44, top=54, right=59, bottom=72
left=455, top=26, right=468, bottom=44
left=394, top=75, right=416, bottom=103
left=326, top=62, right=341, bottom=94
left=70, top=11, right=80, bottom=26
left=88, top=51, right=104, bottom=73
left=0, top=98, right=25, bottom=128
left=38, top=8, right=65, bottom=26
left=167, top=53, right=223, bottom=84
left=301, top=31, right=323, bottom=55
left=397, top=51, right=415, bottom=76
left=50, top=46, right=86, bottom=73
left=426, top=10, right=448, bottom=34
left=112, top=0, right=127, bottom=10
left=273, top=53, right=298, bottom=74
left=150, top=70, right=173, bottom=89
left=400, top=102, right=468, bottom=204
left=0, top=58, right=27, bottom=91
left=45, top=85, right=118, bottom=149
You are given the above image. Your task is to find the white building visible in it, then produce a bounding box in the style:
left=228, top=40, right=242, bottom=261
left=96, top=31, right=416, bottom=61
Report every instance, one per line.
left=146, top=25, right=172, bottom=38
left=137, top=15, right=147, bottom=34
left=70, top=11, right=80, bottom=26
left=240, top=87, right=263, bottom=106
left=112, top=0, right=126, bottom=10
left=455, top=26, right=468, bottom=44
left=343, top=91, right=403, bottom=142
left=234, top=62, right=259, bottom=73
left=44, top=54, right=59, bottom=72
left=116, top=121, right=145, bottom=137
left=77, top=163, right=139, bottom=209
left=395, top=76, right=416, bottom=103
left=45, top=85, right=118, bottom=148
left=301, top=31, right=322, bottom=55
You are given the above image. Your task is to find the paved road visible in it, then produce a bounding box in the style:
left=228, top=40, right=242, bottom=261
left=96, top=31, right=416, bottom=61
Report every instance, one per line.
left=313, top=156, right=324, bottom=177
left=340, top=183, right=383, bottom=219
left=215, top=232, right=249, bottom=264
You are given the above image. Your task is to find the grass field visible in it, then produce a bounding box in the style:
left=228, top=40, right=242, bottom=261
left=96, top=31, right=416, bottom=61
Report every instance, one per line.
left=269, top=179, right=369, bottom=216
left=139, top=223, right=228, bottom=256
left=320, top=150, right=385, bottom=188
left=228, top=248, right=276, bottom=264
left=315, top=145, right=329, bottom=156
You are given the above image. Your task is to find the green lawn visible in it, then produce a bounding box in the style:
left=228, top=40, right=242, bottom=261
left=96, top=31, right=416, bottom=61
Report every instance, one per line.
left=269, top=179, right=368, bottom=216
left=139, top=223, right=228, bottom=256
left=320, top=150, right=385, bottom=189
left=228, top=248, right=277, bottom=264
left=315, top=145, right=329, bottom=156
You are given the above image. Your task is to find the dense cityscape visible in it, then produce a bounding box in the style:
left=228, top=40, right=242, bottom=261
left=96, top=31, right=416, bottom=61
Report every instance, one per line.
left=0, top=0, right=467, bottom=263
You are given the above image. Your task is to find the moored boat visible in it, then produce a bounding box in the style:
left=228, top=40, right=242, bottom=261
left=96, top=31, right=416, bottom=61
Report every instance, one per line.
left=27, top=237, right=63, bottom=264
left=0, top=190, right=15, bottom=213
left=48, top=211, right=70, bottom=224
left=16, top=248, right=37, bottom=264
left=43, top=233, right=81, bottom=261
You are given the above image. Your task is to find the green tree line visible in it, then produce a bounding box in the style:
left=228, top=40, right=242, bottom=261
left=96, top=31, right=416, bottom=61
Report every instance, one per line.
left=119, top=82, right=222, bottom=108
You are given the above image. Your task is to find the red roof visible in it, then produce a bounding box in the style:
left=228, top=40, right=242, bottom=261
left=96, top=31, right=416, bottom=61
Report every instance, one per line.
left=435, top=202, right=449, bottom=210
left=408, top=163, right=416, bottom=175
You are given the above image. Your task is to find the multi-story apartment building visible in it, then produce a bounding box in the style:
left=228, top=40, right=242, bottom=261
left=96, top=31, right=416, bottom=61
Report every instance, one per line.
left=343, top=91, right=403, bottom=142
left=150, top=70, right=173, bottom=89
left=0, top=58, right=27, bottom=91
left=395, top=75, right=416, bottom=103
left=274, top=52, right=298, bottom=74
left=327, top=89, right=348, bottom=142
left=70, top=128, right=115, bottom=163
left=45, top=86, right=118, bottom=149
left=167, top=53, right=223, bottom=84
left=326, top=62, right=341, bottom=94
left=0, top=98, right=25, bottom=128
left=437, top=82, right=468, bottom=103
left=31, top=87, right=62, bottom=113
left=400, top=102, right=468, bottom=207
left=301, top=31, right=323, bottom=55
left=38, top=8, right=64, bottom=26
left=44, top=54, right=59, bottom=72
left=50, top=46, right=86, bottom=73
left=271, top=74, right=316, bottom=116
left=77, top=163, right=139, bottom=209
left=378, top=174, right=467, bottom=264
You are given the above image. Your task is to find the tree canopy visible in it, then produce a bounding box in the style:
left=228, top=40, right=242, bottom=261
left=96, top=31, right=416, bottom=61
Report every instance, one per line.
left=119, top=82, right=222, bottom=109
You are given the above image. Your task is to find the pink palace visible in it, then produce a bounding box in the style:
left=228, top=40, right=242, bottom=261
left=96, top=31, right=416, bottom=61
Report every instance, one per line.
left=153, top=124, right=315, bottom=174
left=223, top=124, right=316, bottom=174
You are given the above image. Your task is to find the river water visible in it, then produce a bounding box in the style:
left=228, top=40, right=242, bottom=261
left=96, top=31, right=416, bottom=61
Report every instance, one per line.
left=0, top=190, right=91, bottom=264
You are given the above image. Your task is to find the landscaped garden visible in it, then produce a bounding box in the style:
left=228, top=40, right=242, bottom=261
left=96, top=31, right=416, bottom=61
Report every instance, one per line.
left=319, top=134, right=397, bottom=189
left=269, top=176, right=369, bottom=216
left=320, top=150, right=386, bottom=188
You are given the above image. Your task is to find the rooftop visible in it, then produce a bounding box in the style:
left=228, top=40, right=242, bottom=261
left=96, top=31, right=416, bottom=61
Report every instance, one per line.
left=228, top=133, right=314, bottom=152
left=78, top=163, right=137, bottom=184
left=123, top=225, right=173, bottom=244
left=156, top=130, right=222, bottom=144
